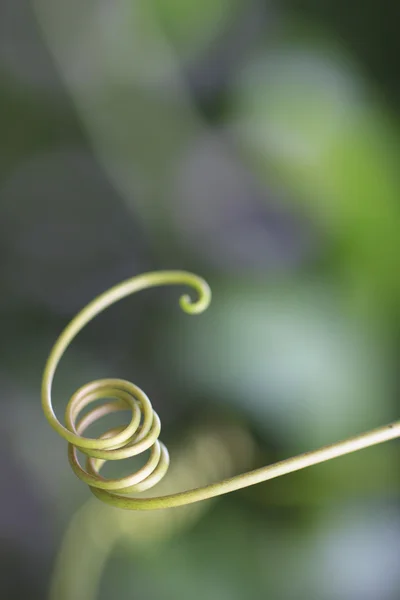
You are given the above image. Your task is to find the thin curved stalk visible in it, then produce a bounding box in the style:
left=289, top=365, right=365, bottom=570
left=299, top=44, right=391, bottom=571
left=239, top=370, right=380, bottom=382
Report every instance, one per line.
left=42, top=270, right=400, bottom=510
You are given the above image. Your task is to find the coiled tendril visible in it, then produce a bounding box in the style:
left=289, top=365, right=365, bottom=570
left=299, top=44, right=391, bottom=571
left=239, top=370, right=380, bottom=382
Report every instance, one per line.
left=42, top=270, right=400, bottom=511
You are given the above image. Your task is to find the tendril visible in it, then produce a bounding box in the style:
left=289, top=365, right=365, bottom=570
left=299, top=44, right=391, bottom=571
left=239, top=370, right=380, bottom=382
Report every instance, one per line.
left=42, top=270, right=400, bottom=510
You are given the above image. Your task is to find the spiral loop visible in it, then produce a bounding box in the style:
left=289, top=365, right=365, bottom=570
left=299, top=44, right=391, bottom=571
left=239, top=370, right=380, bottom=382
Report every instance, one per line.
left=66, top=378, right=170, bottom=495
left=42, top=270, right=400, bottom=511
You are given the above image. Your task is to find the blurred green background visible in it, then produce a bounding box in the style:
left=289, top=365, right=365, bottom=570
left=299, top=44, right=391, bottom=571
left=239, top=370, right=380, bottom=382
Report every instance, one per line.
left=1, top=1, right=400, bottom=599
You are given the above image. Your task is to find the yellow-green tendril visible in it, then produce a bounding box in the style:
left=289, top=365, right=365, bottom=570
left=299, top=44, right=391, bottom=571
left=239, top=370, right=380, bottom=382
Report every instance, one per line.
left=42, top=270, right=400, bottom=510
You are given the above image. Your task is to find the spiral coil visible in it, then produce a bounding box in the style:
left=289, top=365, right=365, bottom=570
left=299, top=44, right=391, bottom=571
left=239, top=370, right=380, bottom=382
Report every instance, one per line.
left=65, top=378, right=169, bottom=496
left=42, top=270, right=400, bottom=511
left=42, top=271, right=210, bottom=509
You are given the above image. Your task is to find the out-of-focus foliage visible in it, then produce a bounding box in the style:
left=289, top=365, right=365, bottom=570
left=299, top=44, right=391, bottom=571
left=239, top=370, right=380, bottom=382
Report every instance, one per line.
left=160, top=278, right=392, bottom=445
left=49, top=419, right=256, bottom=600
left=228, top=36, right=400, bottom=322
left=152, top=0, right=240, bottom=57
left=1, top=0, right=399, bottom=599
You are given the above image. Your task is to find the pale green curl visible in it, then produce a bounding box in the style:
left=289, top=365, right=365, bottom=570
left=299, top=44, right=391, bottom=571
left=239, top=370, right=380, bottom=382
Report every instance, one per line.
left=42, top=270, right=400, bottom=510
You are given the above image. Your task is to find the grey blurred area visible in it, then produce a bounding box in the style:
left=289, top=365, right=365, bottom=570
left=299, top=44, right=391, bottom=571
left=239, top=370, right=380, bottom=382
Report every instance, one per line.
left=1, top=0, right=399, bottom=599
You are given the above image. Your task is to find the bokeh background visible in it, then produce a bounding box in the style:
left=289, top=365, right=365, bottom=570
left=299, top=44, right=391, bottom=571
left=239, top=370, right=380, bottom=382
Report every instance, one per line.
left=1, top=1, right=400, bottom=599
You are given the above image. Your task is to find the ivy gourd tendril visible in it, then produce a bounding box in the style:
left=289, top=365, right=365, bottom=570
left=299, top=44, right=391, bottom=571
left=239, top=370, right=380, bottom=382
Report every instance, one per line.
left=42, top=270, right=400, bottom=511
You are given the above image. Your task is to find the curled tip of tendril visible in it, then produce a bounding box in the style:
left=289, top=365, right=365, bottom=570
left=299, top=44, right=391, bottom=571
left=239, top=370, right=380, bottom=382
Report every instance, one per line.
left=179, top=288, right=211, bottom=315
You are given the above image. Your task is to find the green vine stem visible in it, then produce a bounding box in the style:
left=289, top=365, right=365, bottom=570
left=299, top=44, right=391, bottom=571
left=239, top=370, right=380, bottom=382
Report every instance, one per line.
left=42, top=270, right=400, bottom=510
